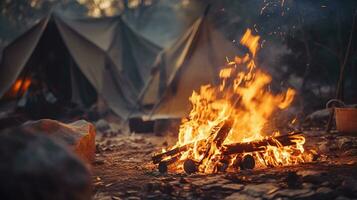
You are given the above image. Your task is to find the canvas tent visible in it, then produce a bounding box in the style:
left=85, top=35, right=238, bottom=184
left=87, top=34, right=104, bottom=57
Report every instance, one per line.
left=0, top=13, right=161, bottom=119
left=139, top=9, right=241, bottom=119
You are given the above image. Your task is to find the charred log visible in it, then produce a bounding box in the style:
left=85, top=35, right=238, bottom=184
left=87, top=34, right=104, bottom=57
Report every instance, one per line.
left=222, top=132, right=303, bottom=155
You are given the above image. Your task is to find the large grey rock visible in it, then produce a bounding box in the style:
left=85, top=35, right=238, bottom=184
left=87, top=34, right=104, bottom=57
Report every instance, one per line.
left=0, top=128, right=91, bottom=200
left=20, top=119, right=96, bottom=163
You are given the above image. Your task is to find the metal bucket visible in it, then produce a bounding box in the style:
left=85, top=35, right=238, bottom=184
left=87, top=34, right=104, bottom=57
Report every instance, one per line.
left=327, top=99, right=357, bottom=133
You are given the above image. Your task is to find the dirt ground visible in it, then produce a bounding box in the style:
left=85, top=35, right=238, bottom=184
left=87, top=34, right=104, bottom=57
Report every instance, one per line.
left=92, top=130, right=357, bottom=200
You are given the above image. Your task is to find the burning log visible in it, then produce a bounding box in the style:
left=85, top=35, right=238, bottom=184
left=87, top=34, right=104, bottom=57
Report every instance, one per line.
left=213, top=121, right=233, bottom=148
left=154, top=132, right=303, bottom=173
left=153, top=132, right=302, bottom=164
left=198, top=121, right=233, bottom=164
left=158, top=155, right=181, bottom=173
left=152, top=121, right=231, bottom=164
left=222, top=132, right=303, bottom=155
left=152, top=144, right=191, bottom=164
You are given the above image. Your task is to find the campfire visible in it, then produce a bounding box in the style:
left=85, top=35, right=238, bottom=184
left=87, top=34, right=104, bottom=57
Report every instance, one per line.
left=153, top=29, right=312, bottom=174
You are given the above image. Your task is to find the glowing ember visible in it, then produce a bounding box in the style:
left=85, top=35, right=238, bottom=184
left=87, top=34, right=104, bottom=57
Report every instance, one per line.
left=156, top=29, right=311, bottom=174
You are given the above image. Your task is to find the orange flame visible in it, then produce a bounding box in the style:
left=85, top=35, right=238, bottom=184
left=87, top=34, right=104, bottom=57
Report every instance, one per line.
left=162, top=29, right=309, bottom=173
left=5, top=78, right=32, bottom=98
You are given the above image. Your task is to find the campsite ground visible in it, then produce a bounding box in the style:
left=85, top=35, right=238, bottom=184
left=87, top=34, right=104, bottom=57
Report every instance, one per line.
left=92, top=129, right=357, bottom=200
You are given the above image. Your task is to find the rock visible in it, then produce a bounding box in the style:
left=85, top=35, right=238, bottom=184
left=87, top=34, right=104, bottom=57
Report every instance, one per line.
left=340, top=178, right=357, bottom=193
left=297, top=170, right=326, bottom=177
left=20, top=119, right=96, bottom=163
left=225, top=193, right=262, bottom=200
left=318, top=142, right=330, bottom=153
left=337, top=137, right=353, bottom=151
left=297, top=170, right=329, bottom=184
left=201, top=183, right=226, bottom=190
left=243, top=183, right=279, bottom=197
left=285, top=171, right=302, bottom=188
left=221, top=183, right=244, bottom=191
left=304, top=108, right=331, bottom=127
left=0, top=128, right=91, bottom=200
left=95, top=119, right=110, bottom=132
left=274, top=189, right=313, bottom=198
left=302, top=183, right=314, bottom=189
left=316, top=187, right=333, bottom=194
left=190, top=176, right=229, bottom=186
left=343, top=149, right=357, bottom=156
left=335, top=196, right=352, bottom=200
left=94, top=159, right=105, bottom=165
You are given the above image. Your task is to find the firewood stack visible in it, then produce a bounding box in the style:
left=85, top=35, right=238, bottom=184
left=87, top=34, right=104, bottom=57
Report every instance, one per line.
left=152, top=120, right=304, bottom=174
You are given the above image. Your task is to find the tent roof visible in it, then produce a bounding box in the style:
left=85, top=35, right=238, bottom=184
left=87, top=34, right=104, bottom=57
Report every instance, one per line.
left=139, top=12, right=241, bottom=119
left=0, top=13, right=161, bottom=119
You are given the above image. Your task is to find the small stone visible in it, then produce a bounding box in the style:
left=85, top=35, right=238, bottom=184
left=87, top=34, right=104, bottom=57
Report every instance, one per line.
left=335, top=196, right=352, bottom=200
left=179, top=177, right=189, bottom=184
left=93, top=159, right=105, bottom=165
left=321, top=181, right=329, bottom=186
left=318, top=142, right=330, bottom=153
left=286, top=171, right=302, bottom=188
left=225, top=193, right=262, bottom=200
left=316, top=187, right=333, bottom=194
left=201, top=183, right=221, bottom=190
left=126, top=197, right=140, bottom=200
left=159, top=183, right=174, bottom=194
left=337, top=137, right=353, bottom=150
left=243, top=183, right=279, bottom=197
left=340, top=178, right=357, bottom=193
left=297, top=170, right=325, bottom=177
left=302, top=183, right=314, bottom=189
left=221, top=183, right=244, bottom=191
left=343, top=149, right=357, bottom=156
left=95, top=119, right=110, bottom=132
left=190, top=176, right=228, bottom=186
left=274, top=189, right=313, bottom=197
left=299, top=170, right=328, bottom=184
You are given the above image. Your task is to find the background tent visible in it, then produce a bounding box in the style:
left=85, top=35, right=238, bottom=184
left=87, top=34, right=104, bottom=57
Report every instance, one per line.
left=139, top=8, right=241, bottom=119
left=0, top=13, right=161, bottom=119
left=0, top=14, right=97, bottom=110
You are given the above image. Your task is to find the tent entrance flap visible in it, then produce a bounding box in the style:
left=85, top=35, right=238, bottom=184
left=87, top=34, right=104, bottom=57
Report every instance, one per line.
left=1, top=17, right=97, bottom=108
